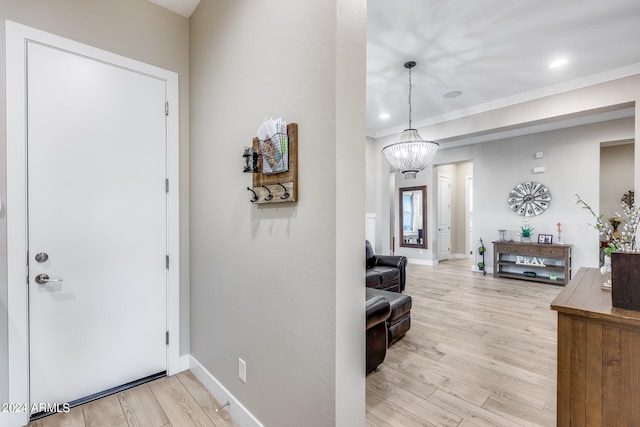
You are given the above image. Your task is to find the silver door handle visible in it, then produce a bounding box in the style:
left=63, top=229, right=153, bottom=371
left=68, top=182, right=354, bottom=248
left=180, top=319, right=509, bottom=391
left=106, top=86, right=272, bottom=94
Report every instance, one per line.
left=35, top=273, right=63, bottom=285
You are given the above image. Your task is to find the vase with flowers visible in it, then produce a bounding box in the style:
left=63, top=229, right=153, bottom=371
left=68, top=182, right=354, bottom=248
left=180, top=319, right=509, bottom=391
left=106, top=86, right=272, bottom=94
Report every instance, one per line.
left=576, top=192, right=640, bottom=309
left=575, top=193, right=639, bottom=254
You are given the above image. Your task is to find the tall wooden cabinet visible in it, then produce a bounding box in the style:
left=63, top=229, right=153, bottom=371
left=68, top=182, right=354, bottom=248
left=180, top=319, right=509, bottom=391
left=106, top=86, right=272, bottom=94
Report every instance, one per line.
left=551, top=268, right=640, bottom=426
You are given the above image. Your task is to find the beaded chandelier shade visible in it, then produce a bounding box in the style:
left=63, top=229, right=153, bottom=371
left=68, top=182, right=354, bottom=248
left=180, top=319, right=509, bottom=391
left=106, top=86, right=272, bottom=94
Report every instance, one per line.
left=382, top=61, right=439, bottom=179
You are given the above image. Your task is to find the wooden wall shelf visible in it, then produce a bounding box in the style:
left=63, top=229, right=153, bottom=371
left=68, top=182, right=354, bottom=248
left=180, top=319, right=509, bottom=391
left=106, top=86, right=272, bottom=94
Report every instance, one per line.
left=249, top=123, right=298, bottom=204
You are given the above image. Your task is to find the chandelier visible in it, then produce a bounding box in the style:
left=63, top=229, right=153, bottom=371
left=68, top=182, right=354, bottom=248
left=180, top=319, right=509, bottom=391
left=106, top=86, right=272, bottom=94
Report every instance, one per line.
left=382, top=61, right=439, bottom=179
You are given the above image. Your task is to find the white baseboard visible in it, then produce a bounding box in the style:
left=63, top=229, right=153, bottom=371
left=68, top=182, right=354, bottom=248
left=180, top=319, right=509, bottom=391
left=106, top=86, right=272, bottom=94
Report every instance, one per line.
left=407, top=258, right=438, bottom=266
left=451, top=253, right=470, bottom=259
left=407, top=255, right=473, bottom=266
left=188, top=355, right=263, bottom=427
left=178, top=354, right=190, bottom=372
left=471, top=265, right=493, bottom=274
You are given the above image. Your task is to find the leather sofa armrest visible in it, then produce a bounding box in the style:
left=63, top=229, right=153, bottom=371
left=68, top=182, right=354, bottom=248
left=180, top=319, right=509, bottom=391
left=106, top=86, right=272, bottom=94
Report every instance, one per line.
left=375, top=255, right=407, bottom=269
left=366, top=295, right=391, bottom=329
left=375, top=255, right=408, bottom=292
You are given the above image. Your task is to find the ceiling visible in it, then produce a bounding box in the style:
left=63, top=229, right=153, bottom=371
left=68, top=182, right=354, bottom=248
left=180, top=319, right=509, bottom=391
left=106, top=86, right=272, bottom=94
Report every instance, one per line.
left=367, top=0, right=640, bottom=138
left=148, top=0, right=200, bottom=17
left=152, top=0, right=640, bottom=140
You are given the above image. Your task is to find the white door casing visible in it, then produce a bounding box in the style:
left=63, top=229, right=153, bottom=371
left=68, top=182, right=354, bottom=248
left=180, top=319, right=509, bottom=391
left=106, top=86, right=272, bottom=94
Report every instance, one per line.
left=437, top=174, right=452, bottom=260
left=466, top=175, right=474, bottom=259
left=6, top=21, right=180, bottom=426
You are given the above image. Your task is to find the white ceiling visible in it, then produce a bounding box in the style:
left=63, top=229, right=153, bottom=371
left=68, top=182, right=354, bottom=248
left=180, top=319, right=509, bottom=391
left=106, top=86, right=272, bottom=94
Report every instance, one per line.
left=148, top=0, right=200, bottom=17
left=367, top=0, right=640, bottom=138
left=151, top=1, right=640, bottom=140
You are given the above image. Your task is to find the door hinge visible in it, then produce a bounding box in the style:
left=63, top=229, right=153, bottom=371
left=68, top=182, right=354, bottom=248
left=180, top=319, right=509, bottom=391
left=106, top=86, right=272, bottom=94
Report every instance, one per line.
left=165, top=178, right=169, bottom=193
left=165, top=102, right=169, bottom=116
left=166, top=255, right=170, bottom=269
left=166, top=331, right=169, bottom=345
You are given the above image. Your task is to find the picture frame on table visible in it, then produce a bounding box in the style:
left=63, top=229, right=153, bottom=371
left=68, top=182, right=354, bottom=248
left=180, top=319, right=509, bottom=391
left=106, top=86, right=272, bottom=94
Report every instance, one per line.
left=538, top=234, right=553, bottom=244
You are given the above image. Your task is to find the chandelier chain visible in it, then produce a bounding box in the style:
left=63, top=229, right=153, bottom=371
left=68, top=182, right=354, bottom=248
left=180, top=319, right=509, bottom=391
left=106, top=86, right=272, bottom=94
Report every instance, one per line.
left=408, top=65, right=412, bottom=129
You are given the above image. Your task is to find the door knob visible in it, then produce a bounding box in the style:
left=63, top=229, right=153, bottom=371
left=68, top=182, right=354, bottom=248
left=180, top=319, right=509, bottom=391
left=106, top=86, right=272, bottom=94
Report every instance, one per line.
left=35, top=273, right=63, bottom=285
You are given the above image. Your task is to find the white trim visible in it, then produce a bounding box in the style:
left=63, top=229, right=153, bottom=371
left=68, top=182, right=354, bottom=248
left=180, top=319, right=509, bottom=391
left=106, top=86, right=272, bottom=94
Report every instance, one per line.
left=472, top=265, right=494, bottom=275
left=6, top=20, right=30, bottom=427
left=465, top=174, right=473, bottom=259
left=365, top=213, right=376, bottom=248
left=451, top=253, right=469, bottom=259
left=407, top=258, right=438, bottom=266
left=179, top=354, right=191, bottom=372
left=164, top=37, right=181, bottom=379
left=189, top=355, right=264, bottom=427
left=6, top=21, right=180, bottom=427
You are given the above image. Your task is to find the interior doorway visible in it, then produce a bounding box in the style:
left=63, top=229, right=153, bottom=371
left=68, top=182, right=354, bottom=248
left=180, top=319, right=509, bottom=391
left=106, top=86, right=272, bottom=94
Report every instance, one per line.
left=599, top=139, right=635, bottom=264
left=435, top=162, right=473, bottom=262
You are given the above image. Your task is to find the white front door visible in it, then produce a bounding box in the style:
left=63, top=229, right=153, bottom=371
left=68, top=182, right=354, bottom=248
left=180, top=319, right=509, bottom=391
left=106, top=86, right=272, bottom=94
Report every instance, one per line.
left=27, top=41, right=168, bottom=408
left=437, top=174, right=452, bottom=260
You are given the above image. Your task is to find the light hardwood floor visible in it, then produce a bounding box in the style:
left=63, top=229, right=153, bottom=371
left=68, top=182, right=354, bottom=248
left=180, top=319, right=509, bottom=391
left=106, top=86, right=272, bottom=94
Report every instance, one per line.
left=366, top=259, right=562, bottom=427
left=27, top=371, right=239, bottom=427
left=28, top=259, right=560, bottom=426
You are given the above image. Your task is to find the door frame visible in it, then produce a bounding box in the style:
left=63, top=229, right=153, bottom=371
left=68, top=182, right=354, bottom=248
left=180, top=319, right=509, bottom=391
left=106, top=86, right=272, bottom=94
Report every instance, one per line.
left=465, top=175, right=474, bottom=259
left=6, top=21, right=180, bottom=426
left=437, top=173, right=452, bottom=260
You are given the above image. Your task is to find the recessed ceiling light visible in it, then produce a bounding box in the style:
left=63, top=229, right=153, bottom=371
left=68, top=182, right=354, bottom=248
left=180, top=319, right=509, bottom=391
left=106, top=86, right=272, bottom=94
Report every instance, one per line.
left=379, top=113, right=390, bottom=120
left=549, top=58, right=568, bottom=69
left=443, top=90, right=462, bottom=99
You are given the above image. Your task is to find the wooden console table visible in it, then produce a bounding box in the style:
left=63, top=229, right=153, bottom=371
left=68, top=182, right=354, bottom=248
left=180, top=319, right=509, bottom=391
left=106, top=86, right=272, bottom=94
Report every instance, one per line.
left=551, top=267, right=640, bottom=426
left=493, top=241, right=572, bottom=285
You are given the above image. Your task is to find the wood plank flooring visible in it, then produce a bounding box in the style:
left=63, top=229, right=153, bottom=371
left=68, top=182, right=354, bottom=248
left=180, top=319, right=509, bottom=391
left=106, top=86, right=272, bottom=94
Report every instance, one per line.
left=27, top=258, right=560, bottom=426
left=27, top=371, right=239, bottom=427
left=366, top=259, right=562, bottom=427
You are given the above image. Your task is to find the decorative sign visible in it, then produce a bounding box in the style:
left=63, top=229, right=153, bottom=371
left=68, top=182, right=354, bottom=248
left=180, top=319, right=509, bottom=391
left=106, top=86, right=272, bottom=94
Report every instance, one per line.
left=515, top=256, right=546, bottom=267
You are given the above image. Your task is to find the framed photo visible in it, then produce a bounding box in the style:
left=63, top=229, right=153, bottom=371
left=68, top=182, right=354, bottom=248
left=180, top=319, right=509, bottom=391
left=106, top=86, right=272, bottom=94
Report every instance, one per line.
left=538, top=234, right=553, bottom=244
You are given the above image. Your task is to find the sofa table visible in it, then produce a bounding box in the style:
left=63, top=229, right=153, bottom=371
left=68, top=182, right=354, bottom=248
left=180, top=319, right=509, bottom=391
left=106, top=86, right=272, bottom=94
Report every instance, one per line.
left=551, top=267, right=640, bottom=426
left=493, top=241, right=571, bottom=285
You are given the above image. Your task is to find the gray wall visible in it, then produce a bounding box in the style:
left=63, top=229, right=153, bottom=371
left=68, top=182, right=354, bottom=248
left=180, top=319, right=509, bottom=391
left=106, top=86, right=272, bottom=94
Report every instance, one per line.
left=370, top=116, right=635, bottom=271
left=600, top=143, right=634, bottom=220
left=0, top=0, right=190, bottom=410
left=457, top=118, right=634, bottom=271
left=189, top=0, right=366, bottom=425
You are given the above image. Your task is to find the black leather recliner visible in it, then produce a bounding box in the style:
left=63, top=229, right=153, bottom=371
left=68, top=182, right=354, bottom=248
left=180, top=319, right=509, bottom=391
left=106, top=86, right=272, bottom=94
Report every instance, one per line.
left=366, top=240, right=407, bottom=292
left=366, top=295, right=390, bottom=373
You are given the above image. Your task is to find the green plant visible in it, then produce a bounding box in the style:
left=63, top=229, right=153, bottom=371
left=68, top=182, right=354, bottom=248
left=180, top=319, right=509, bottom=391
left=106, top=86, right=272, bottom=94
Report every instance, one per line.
left=477, top=245, right=486, bottom=254
left=477, top=262, right=485, bottom=269
left=520, top=219, right=534, bottom=238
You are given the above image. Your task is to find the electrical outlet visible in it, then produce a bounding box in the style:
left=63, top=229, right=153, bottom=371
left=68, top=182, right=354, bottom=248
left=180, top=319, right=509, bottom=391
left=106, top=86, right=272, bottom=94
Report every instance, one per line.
left=238, top=358, right=246, bottom=383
